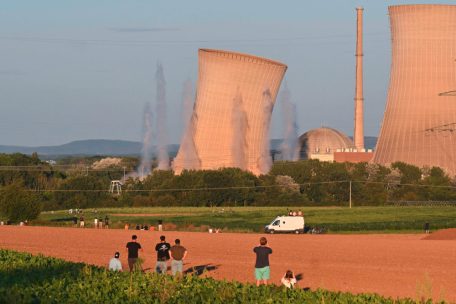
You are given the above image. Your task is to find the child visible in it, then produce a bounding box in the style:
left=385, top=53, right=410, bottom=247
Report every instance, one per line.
left=109, top=252, right=123, bottom=271
left=281, top=270, right=297, bottom=288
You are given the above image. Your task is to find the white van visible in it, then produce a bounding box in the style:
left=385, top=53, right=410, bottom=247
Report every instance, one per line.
left=264, top=216, right=305, bottom=234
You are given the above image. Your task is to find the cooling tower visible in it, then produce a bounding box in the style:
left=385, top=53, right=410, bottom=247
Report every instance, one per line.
left=373, top=5, right=456, bottom=176
left=173, top=49, right=287, bottom=175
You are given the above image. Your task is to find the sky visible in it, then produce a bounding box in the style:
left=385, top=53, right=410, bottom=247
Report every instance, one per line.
left=0, top=0, right=452, bottom=146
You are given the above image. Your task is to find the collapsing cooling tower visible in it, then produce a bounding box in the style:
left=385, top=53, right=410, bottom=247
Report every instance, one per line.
left=373, top=5, right=456, bottom=176
left=173, top=49, right=287, bottom=175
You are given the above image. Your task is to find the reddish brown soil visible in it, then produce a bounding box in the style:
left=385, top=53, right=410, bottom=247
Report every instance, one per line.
left=0, top=226, right=455, bottom=302
left=110, top=213, right=193, bottom=217
left=423, top=228, right=456, bottom=240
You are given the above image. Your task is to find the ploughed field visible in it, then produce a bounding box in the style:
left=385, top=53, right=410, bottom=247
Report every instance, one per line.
left=1, top=226, right=455, bottom=302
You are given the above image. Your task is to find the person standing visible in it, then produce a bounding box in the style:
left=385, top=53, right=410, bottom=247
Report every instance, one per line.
left=253, top=237, right=272, bottom=286
left=104, top=216, right=109, bottom=229
left=94, top=218, right=98, bottom=229
left=79, top=216, right=85, bottom=228
left=108, top=252, right=123, bottom=271
left=126, top=235, right=143, bottom=272
left=170, top=239, right=187, bottom=276
left=155, top=235, right=171, bottom=274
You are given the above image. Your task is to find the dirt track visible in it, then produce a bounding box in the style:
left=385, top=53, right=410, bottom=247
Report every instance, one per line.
left=0, top=226, right=455, bottom=302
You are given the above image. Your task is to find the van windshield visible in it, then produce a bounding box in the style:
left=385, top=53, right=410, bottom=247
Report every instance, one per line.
left=272, top=220, right=280, bottom=226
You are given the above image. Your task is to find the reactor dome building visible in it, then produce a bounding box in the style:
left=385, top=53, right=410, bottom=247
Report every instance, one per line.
left=297, top=127, right=355, bottom=162
left=373, top=5, right=456, bottom=176
left=173, top=49, right=287, bottom=175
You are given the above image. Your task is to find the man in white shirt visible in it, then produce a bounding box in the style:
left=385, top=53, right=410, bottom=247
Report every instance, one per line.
left=109, top=252, right=123, bottom=271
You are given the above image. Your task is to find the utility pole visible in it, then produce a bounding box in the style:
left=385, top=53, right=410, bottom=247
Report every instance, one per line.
left=349, top=180, right=352, bottom=208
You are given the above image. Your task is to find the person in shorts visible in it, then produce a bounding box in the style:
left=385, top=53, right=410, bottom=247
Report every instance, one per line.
left=155, top=235, right=171, bottom=274
left=253, top=237, right=272, bottom=286
left=126, top=235, right=143, bottom=272
left=79, top=216, right=85, bottom=228
left=170, top=239, right=187, bottom=276
left=108, top=252, right=123, bottom=271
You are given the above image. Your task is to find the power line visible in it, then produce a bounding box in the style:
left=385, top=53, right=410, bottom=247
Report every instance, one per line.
left=1, top=179, right=455, bottom=193
left=0, top=32, right=388, bottom=47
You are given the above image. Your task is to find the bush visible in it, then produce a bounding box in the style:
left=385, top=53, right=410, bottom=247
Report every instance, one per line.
left=0, top=181, right=41, bottom=222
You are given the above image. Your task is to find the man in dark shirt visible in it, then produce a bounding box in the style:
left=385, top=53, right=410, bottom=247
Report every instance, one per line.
left=253, top=237, right=272, bottom=286
left=170, top=239, right=187, bottom=276
left=126, top=235, right=143, bottom=272
left=155, top=235, right=171, bottom=274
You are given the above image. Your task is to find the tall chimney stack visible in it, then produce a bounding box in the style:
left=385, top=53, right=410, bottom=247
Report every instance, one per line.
left=354, top=7, right=364, bottom=150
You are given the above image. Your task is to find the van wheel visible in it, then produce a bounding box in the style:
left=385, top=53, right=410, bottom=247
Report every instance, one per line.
left=269, top=230, right=275, bottom=234
left=295, top=230, right=300, bottom=234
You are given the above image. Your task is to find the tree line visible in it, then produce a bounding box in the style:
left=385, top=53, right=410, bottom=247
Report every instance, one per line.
left=1, top=153, right=456, bottom=221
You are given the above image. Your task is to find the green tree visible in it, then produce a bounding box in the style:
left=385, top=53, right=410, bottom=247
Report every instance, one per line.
left=0, top=181, right=42, bottom=222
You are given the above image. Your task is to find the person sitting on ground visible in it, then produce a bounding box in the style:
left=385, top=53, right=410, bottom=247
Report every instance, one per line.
left=170, top=239, right=187, bottom=276
left=108, top=252, right=123, bottom=271
left=253, top=237, right=272, bottom=286
left=126, top=235, right=143, bottom=272
left=281, top=270, right=297, bottom=289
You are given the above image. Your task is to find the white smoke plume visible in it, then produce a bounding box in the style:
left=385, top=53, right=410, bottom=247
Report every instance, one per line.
left=279, top=84, right=300, bottom=161
left=258, top=89, right=274, bottom=174
left=176, top=78, right=201, bottom=170
left=138, top=103, right=154, bottom=178
left=155, top=63, right=170, bottom=170
left=182, top=78, right=194, bottom=129
left=231, top=92, right=248, bottom=169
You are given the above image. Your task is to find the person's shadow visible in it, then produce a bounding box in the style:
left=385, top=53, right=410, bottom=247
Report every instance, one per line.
left=295, top=273, right=311, bottom=291
left=184, top=264, right=220, bottom=276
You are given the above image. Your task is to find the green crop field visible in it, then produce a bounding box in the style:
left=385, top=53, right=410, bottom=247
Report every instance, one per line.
left=34, top=206, right=456, bottom=233
left=0, top=249, right=437, bottom=303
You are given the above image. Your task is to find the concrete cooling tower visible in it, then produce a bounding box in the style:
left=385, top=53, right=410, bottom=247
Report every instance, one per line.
left=373, top=5, right=456, bottom=176
left=173, top=49, right=287, bottom=175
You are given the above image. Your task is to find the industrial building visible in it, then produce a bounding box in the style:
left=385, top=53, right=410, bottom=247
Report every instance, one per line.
left=373, top=4, right=456, bottom=176
left=173, top=49, right=287, bottom=175
left=296, top=7, right=373, bottom=164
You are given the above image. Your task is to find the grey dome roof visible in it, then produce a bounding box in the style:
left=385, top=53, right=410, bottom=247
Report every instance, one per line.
left=298, top=127, right=354, bottom=159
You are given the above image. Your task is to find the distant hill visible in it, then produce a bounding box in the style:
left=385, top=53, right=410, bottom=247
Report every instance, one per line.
left=364, top=136, right=377, bottom=150
left=0, top=137, right=377, bottom=158
left=0, top=140, right=178, bottom=158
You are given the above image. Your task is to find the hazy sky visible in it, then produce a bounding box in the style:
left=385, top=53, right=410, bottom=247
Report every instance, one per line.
left=0, top=0, right=451, bottom=146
